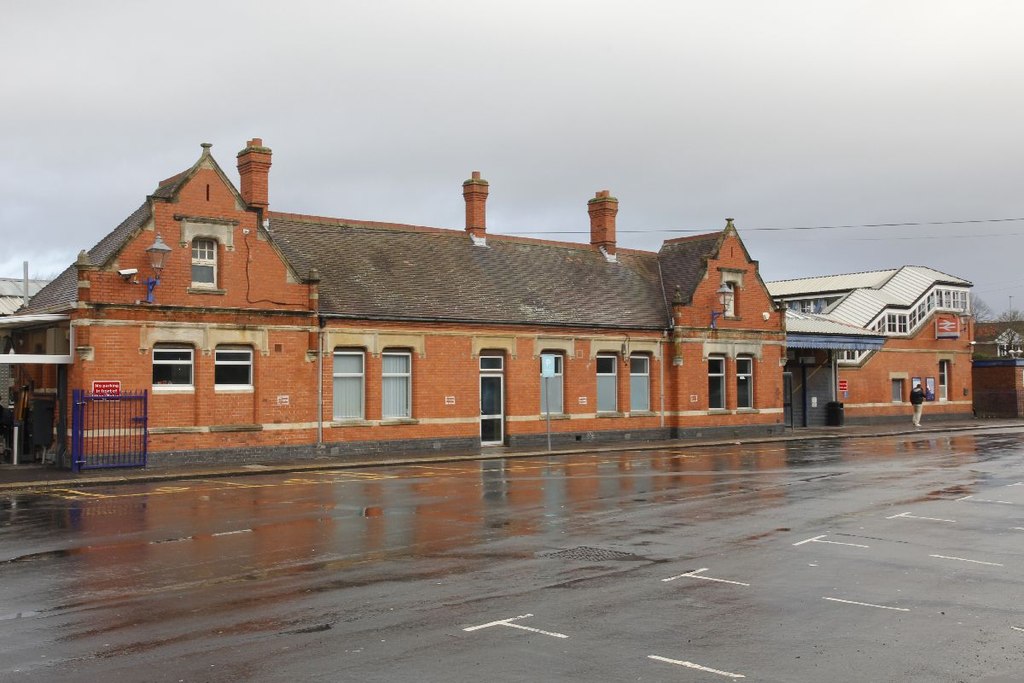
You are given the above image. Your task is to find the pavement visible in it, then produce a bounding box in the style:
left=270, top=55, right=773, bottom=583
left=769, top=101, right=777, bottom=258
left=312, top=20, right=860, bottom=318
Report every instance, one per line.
left=1, top=417, right=1021, bottom=492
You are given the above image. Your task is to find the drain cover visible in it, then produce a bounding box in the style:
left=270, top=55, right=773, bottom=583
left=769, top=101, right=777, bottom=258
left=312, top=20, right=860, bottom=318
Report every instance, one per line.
left=542, top=546, right=642, bottom=562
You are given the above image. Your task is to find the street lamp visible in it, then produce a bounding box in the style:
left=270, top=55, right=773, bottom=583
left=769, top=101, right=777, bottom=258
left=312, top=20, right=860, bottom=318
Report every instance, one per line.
left=710, top=282, right=734, bottom=329
left=143, top=233, right=172, bottom=303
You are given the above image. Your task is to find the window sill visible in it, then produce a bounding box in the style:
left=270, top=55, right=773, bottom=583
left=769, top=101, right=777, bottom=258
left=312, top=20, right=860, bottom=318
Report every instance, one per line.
left=596, top=411, right=625, bottom=418
left=188, top=287, right=227, bottom=295
left=380, top=418, right=419, bottom=426
left=707, top=408, right=730, bottom=414
left=209, top=423, right=263, bottom=433
left=736, top=407, right=759, bottom=414
left=540, top=413, right=571, bottom=420
left=215, top=385, right=254, bottom=393
left=153, top=386, right=194, bottom=394
left=628, top=410, right=656, bottom=417
left=331, top=419, right=371, bottom=427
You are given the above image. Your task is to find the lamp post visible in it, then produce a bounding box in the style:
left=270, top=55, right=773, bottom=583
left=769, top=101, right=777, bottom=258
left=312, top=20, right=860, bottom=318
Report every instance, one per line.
left=710, top=283, right=734, bottom=329
left=143, top=233, right=172, bottom=303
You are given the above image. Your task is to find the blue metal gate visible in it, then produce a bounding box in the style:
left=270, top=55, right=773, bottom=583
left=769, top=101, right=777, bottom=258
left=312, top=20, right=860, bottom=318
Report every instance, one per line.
left=71, top=389, right=148, bottom=471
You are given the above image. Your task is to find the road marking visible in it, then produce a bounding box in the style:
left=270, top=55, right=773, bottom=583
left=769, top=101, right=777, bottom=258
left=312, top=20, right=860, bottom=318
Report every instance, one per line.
left=1007, top=482, right=1023, bottom=487
left=955, top=495, right=973, bottom=501
left=648, top=655, right=745, bottom=678
left=1013, top=528, right=1024, bottom=531
left=1012, top=626, right=1024, bottom=632
left=662, top=568, right=750, bottom=586
left=823, top=597, right=909, bottom=612
left=886, top=511, right=957, bottom=523
left=793, top=534, right=869, bottom=548
left=972, top=498, right=1015, bottom=505
left=463, top=614, right=568, bottom=639
left=211, top=529, right=253, bottom=537
left=930, top=554, right=1004, bottom=567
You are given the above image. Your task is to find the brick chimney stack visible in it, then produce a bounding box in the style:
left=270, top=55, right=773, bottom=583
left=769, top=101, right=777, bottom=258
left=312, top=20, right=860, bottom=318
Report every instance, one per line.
left=237, top=138, right=273, bottom=210
left=463, top=171, right=489, bottom=239
left=588, top=189, right=618, bottom=255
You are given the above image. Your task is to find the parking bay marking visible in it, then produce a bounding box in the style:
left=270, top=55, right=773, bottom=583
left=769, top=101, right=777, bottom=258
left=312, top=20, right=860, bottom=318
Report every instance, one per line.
left=648, top=655, right=745, bottom=679
left=886, top=511, right=956, bottom=523
left=793, top=534, right=869, bottom=548
left=662, top=568, right=750, bottom=586
left=957, top=495, right=1015, bottom=504
left=930, top=554, right=1004, bottom=567
left=463, top=614, right=568, bottom=639
left=823, top=597, right=909, bottom=612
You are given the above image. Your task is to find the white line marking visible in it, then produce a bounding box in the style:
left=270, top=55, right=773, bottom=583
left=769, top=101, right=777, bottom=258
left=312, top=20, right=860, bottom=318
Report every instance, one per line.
left=1013, top=527, right=1024, bottom=531
left=973, top=499, right=1015, bottom=505
left=1007, top=482, right=1023, bottom=487
left=886, top=511, right=956, bottom=523
left=648, top=655, right=745, bottom=678
left=793, top=534, right=826, bottom=546
left=955, top=495, right=974, bottom=501
left=1012, top=626, right=1024, bottom=632
left=211, top=529, right=253, bottom=537
left=792, top=534, right=868, bottom=548
left=823, top=597, right=909, bottom=612
left=463, top=614, right=568, bottom=639
left=930, top=554, right=1004, bottom=567
left=662, top=568, right=750, bottom=586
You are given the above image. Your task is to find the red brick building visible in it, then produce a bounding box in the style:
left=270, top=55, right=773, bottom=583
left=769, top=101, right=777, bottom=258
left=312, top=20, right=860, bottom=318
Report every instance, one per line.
left=2, top=139, right=787, bottom=468
left=768, top=268, right=974, bottom=426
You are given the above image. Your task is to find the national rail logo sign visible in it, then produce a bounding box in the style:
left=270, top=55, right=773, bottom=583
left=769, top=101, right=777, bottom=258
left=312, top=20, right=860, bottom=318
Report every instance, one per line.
left=935, top=314, right=961, bottom=339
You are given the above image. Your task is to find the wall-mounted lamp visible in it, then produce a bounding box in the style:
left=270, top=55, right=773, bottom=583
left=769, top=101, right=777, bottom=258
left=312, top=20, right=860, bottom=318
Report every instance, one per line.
left=710, top=283, right=734, bottom=329
left=142, top=233, right=172, bottom=303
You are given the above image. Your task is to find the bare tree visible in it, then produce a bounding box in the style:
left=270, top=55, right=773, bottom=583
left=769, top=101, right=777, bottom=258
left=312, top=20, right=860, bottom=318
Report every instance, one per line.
left=971, top=293, right=994, bottom=321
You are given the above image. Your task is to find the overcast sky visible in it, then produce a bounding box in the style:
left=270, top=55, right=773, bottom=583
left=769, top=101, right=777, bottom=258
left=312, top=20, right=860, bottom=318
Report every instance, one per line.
left=3, top=1, right=1022, bottom=314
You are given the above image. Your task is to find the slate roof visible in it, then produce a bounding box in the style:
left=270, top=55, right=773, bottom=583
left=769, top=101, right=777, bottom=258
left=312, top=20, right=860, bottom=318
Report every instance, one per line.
left=269, top=213, right=693, bottom=329
left=20, top=202, right=151, bottom=314
left=657, top=234, right=722, bottom=305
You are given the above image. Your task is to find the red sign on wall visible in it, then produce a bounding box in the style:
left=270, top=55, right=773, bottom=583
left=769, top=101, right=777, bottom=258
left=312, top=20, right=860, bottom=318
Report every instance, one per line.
left=935, top=314, right=961, bottom=339
left=91, top=381, right=121, bottom=396
left=838, top=379, right=849, bottom=392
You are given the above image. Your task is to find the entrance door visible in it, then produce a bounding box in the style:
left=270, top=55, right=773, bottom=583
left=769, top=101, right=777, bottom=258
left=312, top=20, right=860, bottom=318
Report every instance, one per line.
left=783, top=372, right=793, bottom=428
left=479, top=356, right=504, bottom=445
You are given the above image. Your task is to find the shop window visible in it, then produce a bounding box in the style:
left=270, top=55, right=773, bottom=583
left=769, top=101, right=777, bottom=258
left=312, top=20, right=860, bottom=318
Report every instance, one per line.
left=153, top=346, right=193, bottom=386
left=736, top=356, right=754, bottom=408
left=191, top=238, right=217, bottom=287
left=596, top=354, right=617, bottom=412
left=382, top=350, right=412, bottom=418
left=215, top=346, right=252, bottom=388
left=333, top=349, right=364, bottom=419
left=539, top=352, right=564, bottom=415
left=629, top=355, right=650, bottom=412
left=708, top=356, right=726, bottom=409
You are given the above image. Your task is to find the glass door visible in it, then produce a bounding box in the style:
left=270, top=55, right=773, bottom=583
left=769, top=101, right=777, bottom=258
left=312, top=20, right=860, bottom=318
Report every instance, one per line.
left=480, top=356, right=504, bottom=445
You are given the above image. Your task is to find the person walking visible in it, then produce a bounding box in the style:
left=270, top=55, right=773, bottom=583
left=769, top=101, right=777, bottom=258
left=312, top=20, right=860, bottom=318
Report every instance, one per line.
left=910, top=381, right=925, bottom=427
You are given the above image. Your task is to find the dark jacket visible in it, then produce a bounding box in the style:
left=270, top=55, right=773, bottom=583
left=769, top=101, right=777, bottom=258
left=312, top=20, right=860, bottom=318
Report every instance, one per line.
left=910, top=386, right=925, bottom=405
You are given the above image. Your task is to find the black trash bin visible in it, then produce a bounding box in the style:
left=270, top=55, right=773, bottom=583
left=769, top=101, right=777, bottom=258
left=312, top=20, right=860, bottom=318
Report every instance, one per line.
left=826, top=401, right=844, bottom=426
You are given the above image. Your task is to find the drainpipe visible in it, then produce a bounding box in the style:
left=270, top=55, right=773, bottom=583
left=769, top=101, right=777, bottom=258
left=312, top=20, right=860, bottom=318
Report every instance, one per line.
left=660, top=330, right=666, bottom=428
left=317, top=314, right=325, bottom=446
left=22, top=261, right=29, bottom=307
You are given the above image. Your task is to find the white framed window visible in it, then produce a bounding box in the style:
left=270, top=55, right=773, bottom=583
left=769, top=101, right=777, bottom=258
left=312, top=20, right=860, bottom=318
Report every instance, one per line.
left=938, top=360, right=950, bottom=401
left=708, top=356, right=726, bottom=409
left=736, top=356, right=753, bottom=408
left=215, top=346, right=252, bottom=388
left=539, top=353, right=563, bottom=415
left=629, top=355, right=650, bottom=412
left=891, top=378, right=905, bottom=403
left=382, top=350, right=411, bottom=418
left=596, top=354, right=618, bottom=412
left=153, top=346, right=193, bottom=386
left=886, top=313, right=908, bottom=335
left=333, top=349, right=364, bottom=419
left=191, top=238, right=217, bottom=287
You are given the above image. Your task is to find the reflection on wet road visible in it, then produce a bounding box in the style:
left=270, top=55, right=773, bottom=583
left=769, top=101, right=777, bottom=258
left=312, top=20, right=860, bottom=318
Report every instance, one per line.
left=1, top=428, right=1022, bottom=681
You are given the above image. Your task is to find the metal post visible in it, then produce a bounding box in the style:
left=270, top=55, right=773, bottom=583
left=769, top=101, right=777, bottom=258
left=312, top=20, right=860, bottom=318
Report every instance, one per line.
left=544, top=375, right=551, bottom=451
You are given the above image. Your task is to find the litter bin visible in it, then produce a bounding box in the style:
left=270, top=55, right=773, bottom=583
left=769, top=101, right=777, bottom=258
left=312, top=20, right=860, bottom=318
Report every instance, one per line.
left=826, top=401, right=844, bottom=426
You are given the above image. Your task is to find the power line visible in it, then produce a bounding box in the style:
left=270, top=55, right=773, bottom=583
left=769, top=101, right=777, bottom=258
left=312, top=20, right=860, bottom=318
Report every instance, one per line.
left=502, top=216, right=1024, bottom=235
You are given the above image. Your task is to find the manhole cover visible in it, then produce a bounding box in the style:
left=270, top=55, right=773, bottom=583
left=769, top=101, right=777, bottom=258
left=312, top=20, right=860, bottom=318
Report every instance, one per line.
left=542, top=546, right=642, bottom=562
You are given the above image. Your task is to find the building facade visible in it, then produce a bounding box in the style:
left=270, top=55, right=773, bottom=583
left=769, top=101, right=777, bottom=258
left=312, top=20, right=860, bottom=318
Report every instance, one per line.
left=4, top=139, right=787, bottom=468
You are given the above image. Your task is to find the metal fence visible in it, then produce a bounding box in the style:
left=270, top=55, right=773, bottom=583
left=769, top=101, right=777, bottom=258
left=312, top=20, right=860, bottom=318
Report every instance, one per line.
left=71, top=389, right=148, bottom=471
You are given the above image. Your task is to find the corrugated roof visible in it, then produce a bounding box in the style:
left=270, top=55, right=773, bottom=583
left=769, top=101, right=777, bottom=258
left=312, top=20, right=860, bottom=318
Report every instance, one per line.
left=767, top=269, right=897, bottom=297
left=269, top=214, right=684, bottom=329
left=785, top=310, right=882, bottom=336
left=0, top=278, right=49, bottom=315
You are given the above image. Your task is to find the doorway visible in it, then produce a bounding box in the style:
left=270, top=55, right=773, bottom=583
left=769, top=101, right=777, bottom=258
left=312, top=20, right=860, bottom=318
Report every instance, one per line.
left=479, top=355, right=504, bottom=445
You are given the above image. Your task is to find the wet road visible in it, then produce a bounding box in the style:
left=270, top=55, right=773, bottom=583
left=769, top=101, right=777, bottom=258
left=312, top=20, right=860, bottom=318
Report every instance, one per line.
left=2, top=428, right=1023, bottom=682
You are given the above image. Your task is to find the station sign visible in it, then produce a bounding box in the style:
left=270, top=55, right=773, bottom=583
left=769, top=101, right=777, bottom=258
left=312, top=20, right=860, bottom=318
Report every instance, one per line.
left=935, top=314, right=960, bottom=339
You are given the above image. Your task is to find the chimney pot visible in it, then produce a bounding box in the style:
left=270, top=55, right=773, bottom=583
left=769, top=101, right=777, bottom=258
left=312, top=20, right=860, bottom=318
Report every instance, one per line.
left=588, top=189, right=618, bottom=256
left=463, top=171, right=489, bottom=239
left=237, top=138, right=273, bottom=209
